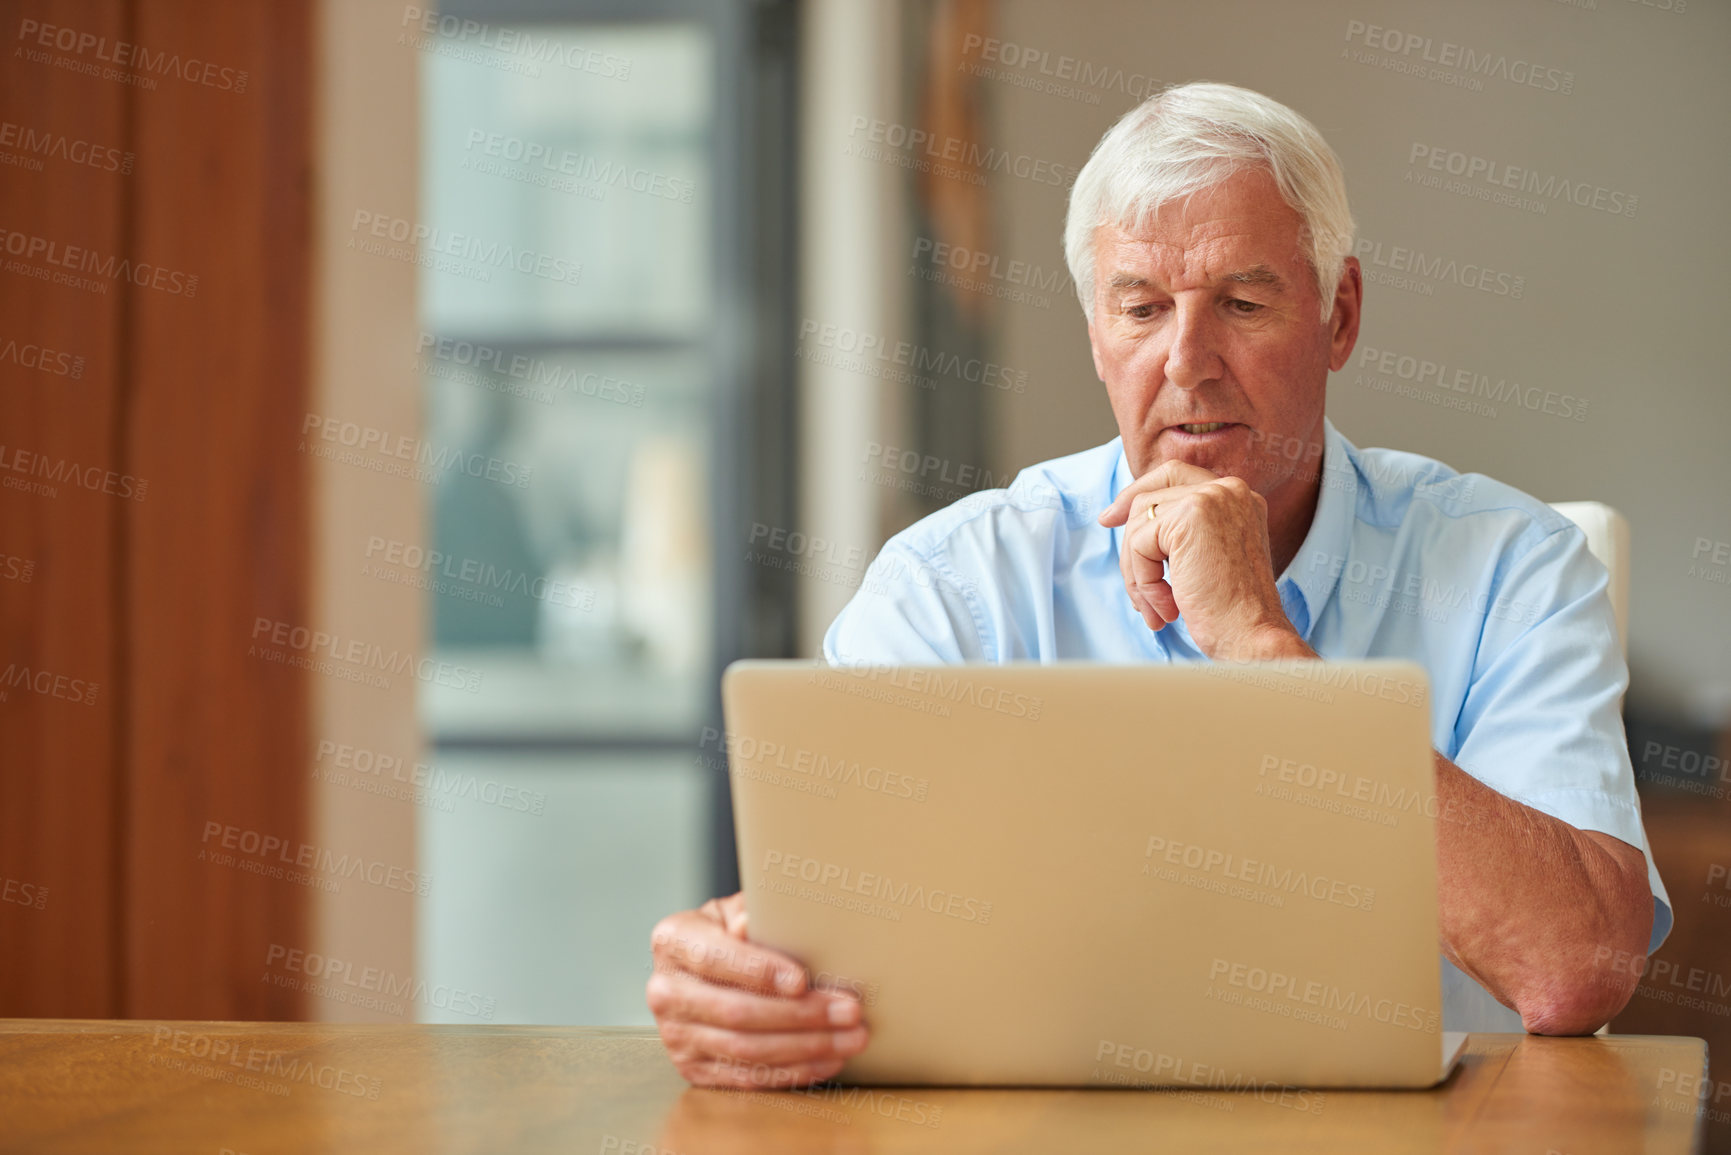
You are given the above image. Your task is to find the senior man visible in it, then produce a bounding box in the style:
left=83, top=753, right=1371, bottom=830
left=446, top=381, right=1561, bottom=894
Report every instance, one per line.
left=647, top=82, right=1670, bottom=1089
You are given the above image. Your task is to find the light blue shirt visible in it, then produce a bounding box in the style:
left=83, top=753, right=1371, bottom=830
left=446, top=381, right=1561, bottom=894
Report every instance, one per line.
left=824, top=418, right=1671, bottom=1033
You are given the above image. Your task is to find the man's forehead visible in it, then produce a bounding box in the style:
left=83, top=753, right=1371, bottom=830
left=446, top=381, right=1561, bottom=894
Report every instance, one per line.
left=1103, top=220, right=1263, bottom=257
left=1099, top=224, right=1296, bottom=290
left=1094, top=170, right=1307, bottom=287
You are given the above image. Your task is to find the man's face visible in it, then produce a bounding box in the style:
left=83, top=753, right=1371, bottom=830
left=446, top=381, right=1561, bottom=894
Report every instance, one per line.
left=1085, top=167, right=1361, bottom=495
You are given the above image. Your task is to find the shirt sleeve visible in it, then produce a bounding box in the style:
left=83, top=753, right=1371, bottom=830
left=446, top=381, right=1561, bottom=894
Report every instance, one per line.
left=1450, top=520, right=1673, bottom=954
left=822, top=538, right=989, bottom=665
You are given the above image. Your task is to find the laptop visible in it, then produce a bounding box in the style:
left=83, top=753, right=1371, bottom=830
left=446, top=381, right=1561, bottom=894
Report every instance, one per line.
left=721, top=659, right=1470, bottom=1089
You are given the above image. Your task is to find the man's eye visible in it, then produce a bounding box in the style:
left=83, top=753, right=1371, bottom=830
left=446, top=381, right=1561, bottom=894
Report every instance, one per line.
left=1125, top=303, right=1160, bottom=319
left=1228, top=299, right=1262, bottom=315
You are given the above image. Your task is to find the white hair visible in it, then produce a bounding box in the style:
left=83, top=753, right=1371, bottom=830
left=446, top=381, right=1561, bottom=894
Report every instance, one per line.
left=1063, top=82, right=1355, bottom=321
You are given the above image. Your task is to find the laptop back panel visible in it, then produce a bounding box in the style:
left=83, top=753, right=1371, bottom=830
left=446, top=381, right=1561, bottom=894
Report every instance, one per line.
left=724, top=661, right=1444, bottom=1088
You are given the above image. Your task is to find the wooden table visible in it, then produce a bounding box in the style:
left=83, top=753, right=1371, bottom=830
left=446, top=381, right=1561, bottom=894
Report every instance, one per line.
left=0, top=1021, right=1709, bottom=1153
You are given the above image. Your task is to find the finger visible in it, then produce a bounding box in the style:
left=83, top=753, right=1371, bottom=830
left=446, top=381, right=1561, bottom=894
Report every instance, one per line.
left=688, top=1018, right=865, bottom=1066
left=650, top=909, right=808, bottom=996
left=1098, top=460, right=1220, bottom=525
left=704, top=892, right=749, bottom=937
left=1122, top=551, right=1168, bottom=631
left=648, top=969, right=863, bottom=1032
left=1127, top=522, right=1168, bottom=606
left=1141, top=504, right=1184, bottom=623
left=1119, top=506, right=1143, bottom=617
left=661, top=1018, right=872, bottom=1080
left=1123, top=521, right=1175, bottom=630
left=681, top=1021, right=870, bottom=1070
left=1143, top=574, right=1179, bottom=625
left=1133, top=579, right=1173, bottom=631
left=691, top=1054, right=849, bottom=1090
left=1115, top=486, right=1206, bottom=608
left=1126, top=482, right=1216, bottom=525
left=1119, top=500, right=1173, bottom=607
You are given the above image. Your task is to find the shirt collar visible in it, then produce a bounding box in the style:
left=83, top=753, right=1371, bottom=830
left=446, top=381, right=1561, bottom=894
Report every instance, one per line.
left=1106, top=418, right=1358, bottom=642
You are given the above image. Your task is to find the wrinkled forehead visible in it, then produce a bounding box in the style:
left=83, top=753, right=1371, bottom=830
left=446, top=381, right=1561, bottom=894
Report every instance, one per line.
left=1093, top=222, right=1306, bottom=294
left=1095, top=174, right=1315, bottom=290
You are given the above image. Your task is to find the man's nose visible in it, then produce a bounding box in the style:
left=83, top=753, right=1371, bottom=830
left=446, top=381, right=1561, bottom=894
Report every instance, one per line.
left=1164, top=302, right=1224, bottom=390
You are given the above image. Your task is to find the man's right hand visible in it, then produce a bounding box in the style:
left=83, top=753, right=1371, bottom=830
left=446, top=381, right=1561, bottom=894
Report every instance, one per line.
left=646, top=892, right=869, bottom=1088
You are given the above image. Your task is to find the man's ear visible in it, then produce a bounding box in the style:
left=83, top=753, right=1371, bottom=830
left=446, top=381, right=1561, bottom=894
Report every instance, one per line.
left=1087, top=315, right=1107, bottom=382
left=1327, top=256, right=1363, bottom=372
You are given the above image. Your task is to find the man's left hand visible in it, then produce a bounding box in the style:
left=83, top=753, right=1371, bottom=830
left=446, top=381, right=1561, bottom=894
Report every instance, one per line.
left=1097, top=460, right=1309, bottom=661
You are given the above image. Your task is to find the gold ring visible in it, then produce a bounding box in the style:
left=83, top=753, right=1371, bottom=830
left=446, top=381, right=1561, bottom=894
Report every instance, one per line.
left=1145, top=504, right=1157, bottom=521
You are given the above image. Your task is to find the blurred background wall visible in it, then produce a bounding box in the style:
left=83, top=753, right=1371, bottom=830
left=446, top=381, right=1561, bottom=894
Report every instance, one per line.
left=1, top=0, right=1727, bottom=1142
